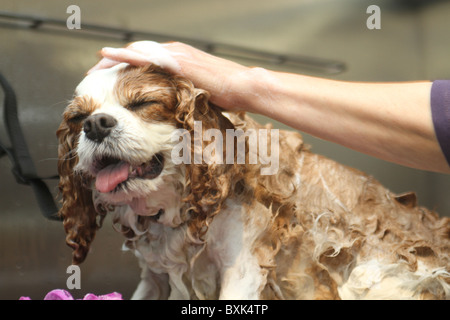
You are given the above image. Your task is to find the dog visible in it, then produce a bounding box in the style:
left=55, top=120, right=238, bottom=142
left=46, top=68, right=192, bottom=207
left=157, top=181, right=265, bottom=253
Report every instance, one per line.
left=57, top=63, right=450, bottom=299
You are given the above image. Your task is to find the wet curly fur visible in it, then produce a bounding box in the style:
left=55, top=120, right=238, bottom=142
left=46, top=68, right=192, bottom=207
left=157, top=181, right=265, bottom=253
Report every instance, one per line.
left=57, top=64, right=450, bottom=299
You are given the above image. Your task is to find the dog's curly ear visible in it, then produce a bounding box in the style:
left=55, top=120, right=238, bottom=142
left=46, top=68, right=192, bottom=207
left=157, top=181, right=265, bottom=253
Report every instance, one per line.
left=56, top=108, right=103, bottom=265
left=173, top=77, right=243, bottom=239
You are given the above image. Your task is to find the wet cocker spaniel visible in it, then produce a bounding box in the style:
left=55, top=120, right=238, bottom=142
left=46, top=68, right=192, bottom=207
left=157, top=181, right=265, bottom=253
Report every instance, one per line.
left=57, top=63, right=450, bottom=299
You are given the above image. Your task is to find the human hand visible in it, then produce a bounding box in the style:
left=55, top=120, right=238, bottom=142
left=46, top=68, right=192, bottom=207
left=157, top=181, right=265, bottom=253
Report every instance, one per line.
left=88, top=41, right=253, bottom=111
left=88, top=41, right=183, bottom=74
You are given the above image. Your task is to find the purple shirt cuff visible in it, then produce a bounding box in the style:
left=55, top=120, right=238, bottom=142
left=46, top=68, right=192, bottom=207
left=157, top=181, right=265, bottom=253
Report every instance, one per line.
left=430, top=80, right=450, bottom=166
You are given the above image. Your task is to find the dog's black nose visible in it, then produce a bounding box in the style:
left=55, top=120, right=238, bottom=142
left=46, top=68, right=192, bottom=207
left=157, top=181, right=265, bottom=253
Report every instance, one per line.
left=83, top=113, right=117, bottom=142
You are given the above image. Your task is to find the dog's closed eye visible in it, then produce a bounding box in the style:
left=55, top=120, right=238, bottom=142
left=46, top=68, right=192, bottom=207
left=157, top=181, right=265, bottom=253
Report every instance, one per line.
left=126, top=99, right=160, bottom=111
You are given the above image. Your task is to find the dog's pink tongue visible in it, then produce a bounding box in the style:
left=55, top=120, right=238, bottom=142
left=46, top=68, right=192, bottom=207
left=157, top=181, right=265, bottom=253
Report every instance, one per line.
left=95, top=161, right=130, bottom=193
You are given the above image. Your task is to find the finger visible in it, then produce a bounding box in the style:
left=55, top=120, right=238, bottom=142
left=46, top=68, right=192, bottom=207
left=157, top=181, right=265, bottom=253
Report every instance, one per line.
left=87, top=57, right=120, bottom=74
left=104, top=43, right=182, bottom=74
left=101, top=47, right=150, bottom=65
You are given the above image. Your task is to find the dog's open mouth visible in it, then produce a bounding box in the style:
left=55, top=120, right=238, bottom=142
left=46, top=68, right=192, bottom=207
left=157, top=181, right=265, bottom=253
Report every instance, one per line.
left=93, top=153, right=164, bottom=193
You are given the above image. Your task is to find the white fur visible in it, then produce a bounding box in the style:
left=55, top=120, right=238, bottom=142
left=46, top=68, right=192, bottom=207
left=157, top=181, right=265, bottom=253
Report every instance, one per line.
left=205, top=200, right=270, bottom=300
left=75, top=63, right=125, bottom=103
left=308, top=209, right=450, bottom=300
left=339, top=260, right=450, bottom=299
left=118, top=199, right=271, bottom=300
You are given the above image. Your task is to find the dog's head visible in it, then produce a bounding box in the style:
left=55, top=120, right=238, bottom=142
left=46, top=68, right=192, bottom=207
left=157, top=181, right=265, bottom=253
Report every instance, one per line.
left=57, top=64, right=240, bottom=264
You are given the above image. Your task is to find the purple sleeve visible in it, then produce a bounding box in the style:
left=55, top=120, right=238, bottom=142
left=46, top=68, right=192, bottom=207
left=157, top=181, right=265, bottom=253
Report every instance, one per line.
left=430, top=80, right=450, bottom=166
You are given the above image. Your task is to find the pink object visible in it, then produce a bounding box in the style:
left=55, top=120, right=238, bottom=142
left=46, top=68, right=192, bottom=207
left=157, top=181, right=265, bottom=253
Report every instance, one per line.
left=19, top=289, right=122, bottom=300
left=95, top=161, right=130, bottom=193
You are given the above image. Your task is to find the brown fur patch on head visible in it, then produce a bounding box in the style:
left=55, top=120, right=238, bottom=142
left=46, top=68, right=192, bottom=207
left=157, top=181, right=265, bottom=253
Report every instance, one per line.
left=115, top=64, right=179, bottom=124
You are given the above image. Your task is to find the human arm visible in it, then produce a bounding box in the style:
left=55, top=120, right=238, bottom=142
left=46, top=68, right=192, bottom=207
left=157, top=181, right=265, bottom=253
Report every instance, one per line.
left=90, top=41, right=450, bottom=174
left=248, top=72, right=447, bottom=173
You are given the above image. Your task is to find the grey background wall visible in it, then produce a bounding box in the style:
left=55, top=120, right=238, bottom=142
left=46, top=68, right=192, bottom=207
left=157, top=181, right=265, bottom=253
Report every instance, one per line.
left=0, top=0, right=448, bottom=299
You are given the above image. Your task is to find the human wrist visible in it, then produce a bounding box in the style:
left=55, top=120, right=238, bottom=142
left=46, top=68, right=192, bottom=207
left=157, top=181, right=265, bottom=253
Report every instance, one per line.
left=234, top=67, right=282, bottom=115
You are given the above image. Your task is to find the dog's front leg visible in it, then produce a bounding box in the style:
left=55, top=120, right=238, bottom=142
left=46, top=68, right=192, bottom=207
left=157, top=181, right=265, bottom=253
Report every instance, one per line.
left=207, top=207, right=267, bottom=300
